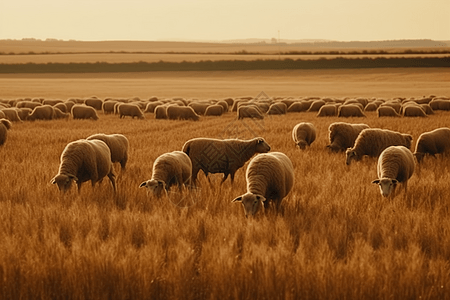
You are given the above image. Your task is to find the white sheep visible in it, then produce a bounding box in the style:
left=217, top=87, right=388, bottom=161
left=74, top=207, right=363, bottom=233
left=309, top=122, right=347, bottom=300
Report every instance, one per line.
left=346, top=128, right=413, bottom=165
left=338, top=104, right=366, bottom=117
left=292, top=122, right=316, bottom=149
left=0, top=118, right=12, bottom=146
left=51, top=139, right=116, bottom=193
left=372, top=146, right=415, bottom=197
left=414, top=127, right=450, bottom=163
left=232, top=152, right=294, bottom=217
left=182, top=137, right=271, bottom=184
left=326, top=122, right=369, bottom=152
left=72, top=105, right=99, bottom=120
left=139, top=151, right=192, bottom=197
left=86, top=133, right=129, bottom=170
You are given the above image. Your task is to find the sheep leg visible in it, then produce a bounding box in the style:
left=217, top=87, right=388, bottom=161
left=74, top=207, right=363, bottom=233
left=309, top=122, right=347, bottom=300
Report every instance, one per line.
left=108, top=172, right=116, bottom=192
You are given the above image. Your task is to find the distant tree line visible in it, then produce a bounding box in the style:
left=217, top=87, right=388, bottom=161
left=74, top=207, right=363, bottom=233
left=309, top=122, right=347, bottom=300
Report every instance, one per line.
left=0, top=57, right=449, bottom=73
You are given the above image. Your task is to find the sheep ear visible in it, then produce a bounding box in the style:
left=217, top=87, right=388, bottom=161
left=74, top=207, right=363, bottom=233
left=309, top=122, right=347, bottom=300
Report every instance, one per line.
left=392, top=179, right=398, bottom=185
left=139, top=181, right=147, bottom=188
left=50, top=177, right=56, bottom=184
left=157, top=180, right=165, bottom=187
left=232, top=196, right=243, bottom=203
left=256, top=195, right=266, bottom=202
left=372, top=179, right=380, bottom=184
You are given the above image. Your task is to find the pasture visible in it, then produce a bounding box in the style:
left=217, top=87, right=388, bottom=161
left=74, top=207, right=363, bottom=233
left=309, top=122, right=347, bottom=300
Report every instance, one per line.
left=1, top=93, right=450, bottom=299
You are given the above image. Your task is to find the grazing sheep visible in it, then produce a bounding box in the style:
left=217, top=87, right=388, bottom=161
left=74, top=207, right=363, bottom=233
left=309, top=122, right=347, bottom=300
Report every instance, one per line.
left=364, top=102, right=379, bottom=111
left=51, top=139, right=116, bottom=193
left=380, top=102, right=402, bottom=113
left=317, top=104, right=338, bottom=117
left=144, top=101, right=164, bottom=113
left=204, top=104, right=224, bottom=116
left=64, top=101, right=75, bottom=112
left=0, top=108, right=22, bottom=122
left=0, top=119, right=12, bottom=146
left=414, top=127, right=450, bottom=163
left=182, top=137, right=271, bottom=184
left=307, top=100, right=326, bottom=112
left=287, top=101, right=313, bottom=113
left=17, top=101, right=42, bottom=110
left=237, top=106, right=264, bottom=120
left=54, top=103, right=68, bottom=113
left=267, top=102, right=287, bottom=115
left=155, top=105, right=168, bottom=119
left=327, top=122, right=370, bottom=152
left=17, top=108, right=32, bottom=121
left=232, top=152, right=294, bottom=217
left=292, top=122, right=316, bottom=149
left=72, top=105, right=99, bottom=120
left=216, top=100, right=229, bottom=112
left=54, top=107, right=70, bottom=120
left=429, top=99, right=450, bottom=111
left=372, top=146, right=415, bottom=197
left=102, top=101, right=118, bottom=114
left=188, top=102, right=210, bottom=115
left=402, top=105, right=427, bottom=117
left=338, top=105, right=366, bottom=117
left=377, top=106, right=401, bottom=117
left=87, top=133, right=129, bottom=170
left=167, top=106, right=200, bottom=121
left=85, top=98, right=103, bottom=110
left=118, top=104, right=145, bottom=119
left=28, top=105, right=55, bottom=121
left=420, top=104, right=434, bottom=115
left=139, top=151, right=192, bottom=197
left=346, top=128, right=413, bottom=165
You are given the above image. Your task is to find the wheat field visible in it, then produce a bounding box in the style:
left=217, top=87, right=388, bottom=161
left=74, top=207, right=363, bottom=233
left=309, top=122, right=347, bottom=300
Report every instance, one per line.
left=1, top=106, right=450, bottom=299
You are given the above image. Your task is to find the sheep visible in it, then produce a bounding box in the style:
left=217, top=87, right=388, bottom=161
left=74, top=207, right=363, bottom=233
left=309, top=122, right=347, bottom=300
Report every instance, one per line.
left=188, top=102, right=210, bottom=115
left=182, top=137, right=271, bottom=184
left=237, top=106, right=264, bottom=120
left=338, top=104, right=366, bottom=117
left=380, top=102, right=402, bottom=113
left=429, top=99, right=450, bottom=111
left=232, top=152, right=294, bottom=217
left=102, top=101, right=118, bottom=114
left=292, top=122, right=316, bottom=149
left=118, top=103, right=145, bottom=119
left=85, top=98, right=103, bottom=110
left=0, top=119, right=12, bottom=146
left=51, top=139, right=116, bottom=193
left=326, top=122, right=370, bottom=152
left=72, top=105, right=99, bottom=120
left=17, top=108, right=32, bottom=121
left=307, top=100, right=326, bottom=112
left=167, top=106, right=200, bottom=121
left=54, top=107, right=70, bottom=120
left=0, top=108, right=22, bottom=122
left=54, top=103, right=68, bottom=113
left=86, top=133, right=129, bottom=170
left=346, top=128, right=413, bottom=165
left=413, top=127, right=450, bottom=163
left=17, top=101, right=42, bottom=110
left=317, top=104, right=338, bottom=117
left=216, top=100, right=229, bottom=112
left=144, top=101, right=164, bottom=113
left=402, top=105, right=427, bottom=117
left=139, top=151, right=192, bottom=197
left=28, top=105, right=55, bottom=121
left=372, top=146, right=415, bottom=197
left=204, top=104, right=224, bottom=116
left=64, top=101, right=75, bottom=112
left=287, top=101, right=313, bottom=113
left=420, top=104, right=434, bottom=115
left=267, top=102, right=287, bottom=115
left=364, top=102, right=379, bottom=111
left=155, top=105, right=168, bottom=119
left=377, top=106, right=401, bottom=117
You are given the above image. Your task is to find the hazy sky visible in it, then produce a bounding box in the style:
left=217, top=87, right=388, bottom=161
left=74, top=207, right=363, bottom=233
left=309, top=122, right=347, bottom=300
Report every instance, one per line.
left=1, top=0, right=449, bottom=41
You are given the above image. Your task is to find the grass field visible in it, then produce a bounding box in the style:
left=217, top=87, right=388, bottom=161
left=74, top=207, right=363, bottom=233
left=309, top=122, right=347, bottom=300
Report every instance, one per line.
left=1, top=108, right=450, bottom=299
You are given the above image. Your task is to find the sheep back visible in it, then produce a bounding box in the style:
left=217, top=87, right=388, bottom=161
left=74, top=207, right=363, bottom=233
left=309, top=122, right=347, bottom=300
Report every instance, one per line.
left=87, top=133, right=129, bottom=170
left=372, top=146, right=415, bottom=197
left=292, top=122, right=316, bottom=149
left=232, top=152, right=294, bottom=217
left=327, top=122, right=369, bottom=152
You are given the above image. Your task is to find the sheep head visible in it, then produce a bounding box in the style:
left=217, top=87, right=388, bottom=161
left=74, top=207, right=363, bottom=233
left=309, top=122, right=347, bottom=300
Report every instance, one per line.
left=296, top=141, right=308, bottom=150
left=232, top=193, right=266, bottom=217
left=139, top=179, right=167, bottom=198
left=255, top=138, right=271, bottom=153
left=345, top=149, right=359, bottom=165
left=51, top=173, right=78, bottom=193
left=372, top=178, right=398, bottom=197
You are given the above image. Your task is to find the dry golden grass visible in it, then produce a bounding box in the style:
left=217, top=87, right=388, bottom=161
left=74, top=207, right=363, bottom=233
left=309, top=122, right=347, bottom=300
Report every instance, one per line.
left=1, top=108, right=450, bottom=299
left=1, top=68, right=449, bottom=100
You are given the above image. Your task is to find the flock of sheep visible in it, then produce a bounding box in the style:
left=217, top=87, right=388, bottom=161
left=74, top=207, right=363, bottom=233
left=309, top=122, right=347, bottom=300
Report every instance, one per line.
left=1, top=94, right=450, bottom=217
